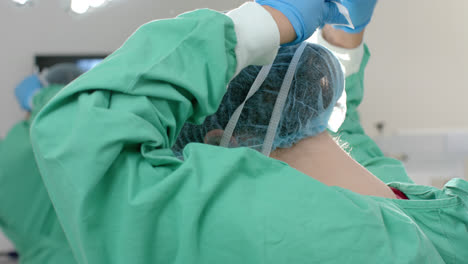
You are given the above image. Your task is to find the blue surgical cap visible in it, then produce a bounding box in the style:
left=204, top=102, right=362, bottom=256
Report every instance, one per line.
left=173, top=43, right=344, bottom=156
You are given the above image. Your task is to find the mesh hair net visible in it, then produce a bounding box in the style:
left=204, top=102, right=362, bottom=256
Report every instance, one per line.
left=173, top=42, right=344, bottom=157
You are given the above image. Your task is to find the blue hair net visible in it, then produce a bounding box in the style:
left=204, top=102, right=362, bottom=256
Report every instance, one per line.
left=173, top=43, right=344, bottom=156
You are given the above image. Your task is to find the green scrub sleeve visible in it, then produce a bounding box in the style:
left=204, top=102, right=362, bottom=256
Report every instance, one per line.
left=30, top=9, right=239, bottom=264
left=330, top=45, right=414, bottom=184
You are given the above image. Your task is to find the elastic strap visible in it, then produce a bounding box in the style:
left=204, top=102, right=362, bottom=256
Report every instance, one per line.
left=220, top=64, right=273, bottom=147
left=261, top=42, right=308, bottom=156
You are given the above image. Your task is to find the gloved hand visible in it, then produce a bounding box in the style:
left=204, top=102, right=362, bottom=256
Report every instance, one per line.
left=331, top=0, right=378, bottom=33
left=256, top=0, right=341, bottom=44
left=14, top=75, right=43, bottom=111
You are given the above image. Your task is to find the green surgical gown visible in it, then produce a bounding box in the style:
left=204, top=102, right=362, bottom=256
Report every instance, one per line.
left=0, top=87, right=75, bottom=264
left=0, top=8, right=466, bottom=264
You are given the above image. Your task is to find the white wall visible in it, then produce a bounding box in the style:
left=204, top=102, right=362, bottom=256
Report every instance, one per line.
left=362, top=0, right=468, bottom=136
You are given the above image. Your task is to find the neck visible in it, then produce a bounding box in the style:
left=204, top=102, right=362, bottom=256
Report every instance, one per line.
left=270, top=132, right=396, bottom=199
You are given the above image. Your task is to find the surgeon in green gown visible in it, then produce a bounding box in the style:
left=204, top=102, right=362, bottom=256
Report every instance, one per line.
left=1, top=62, right=87, bottom=263
left=1, top=1, right=467, bottom=263
left=1, top=76, right=77, bottom=263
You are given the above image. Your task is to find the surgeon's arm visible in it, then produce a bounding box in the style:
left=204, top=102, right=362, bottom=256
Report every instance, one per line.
left=30, top=4, right=284, bottom=263
left=321, top=26, right=413, bottom=184
left=322, top=25, right=364, bottom=49
left=263, top=6, right=296, bottom=44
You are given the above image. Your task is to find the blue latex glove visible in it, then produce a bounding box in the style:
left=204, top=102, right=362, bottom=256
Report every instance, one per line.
left=256, top=0, right=341, bottom=45
left=14, top=75, right=43, bottom=111
left=332, top=0, right=378, bottom=33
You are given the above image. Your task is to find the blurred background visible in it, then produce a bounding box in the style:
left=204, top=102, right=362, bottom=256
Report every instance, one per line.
left=1, top=0, right=467, bottom=258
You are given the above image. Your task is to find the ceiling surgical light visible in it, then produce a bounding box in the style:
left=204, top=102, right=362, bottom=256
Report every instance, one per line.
left=12, top=0, right=30, bottom=5
left=70, top=0, right=112, bottom=14
left=70, top=0, right=90, bottom=14
left=11, top=0, right=112, bottom=14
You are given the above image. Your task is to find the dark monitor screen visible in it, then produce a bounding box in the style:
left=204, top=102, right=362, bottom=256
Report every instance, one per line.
left=35, top=55, right=108, bottom=72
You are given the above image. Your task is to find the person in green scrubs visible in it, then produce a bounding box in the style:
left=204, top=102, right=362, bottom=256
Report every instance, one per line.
left=1, top=1, right=467, bottom=263
left=0, top=85, right=76, bottom=264
left=26, top=1, right=468, bottom=264
left=1, top=64, right=83, bottom=263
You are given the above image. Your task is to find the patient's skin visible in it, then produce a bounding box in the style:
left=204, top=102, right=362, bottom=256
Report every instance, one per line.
left=260, top=10, right=396, bottom=198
